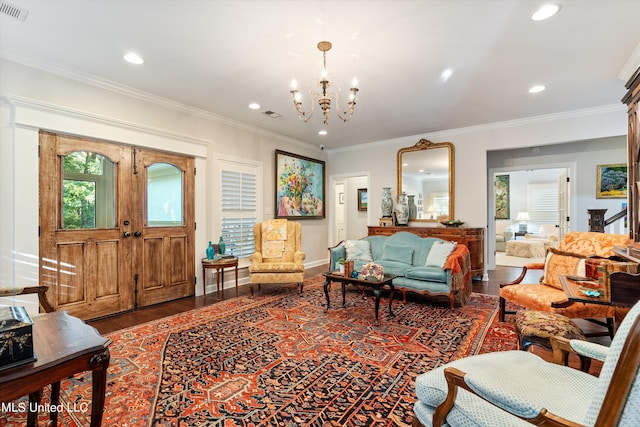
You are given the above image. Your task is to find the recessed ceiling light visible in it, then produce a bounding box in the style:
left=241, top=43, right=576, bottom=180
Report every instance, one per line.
left=123, top=52, right=144, bottom=64
left=318, top=130, right=327, bottom=135
left=440, top=68, right=453, bottom=83
left=529, top=85, right=547, bottom=93
left=531, top=4, right=560, bottom=21
left=248, top=103, right=261, bottom=110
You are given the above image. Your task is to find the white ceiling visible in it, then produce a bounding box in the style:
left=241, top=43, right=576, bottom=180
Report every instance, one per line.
left=1, top=0, right=639, bottom=149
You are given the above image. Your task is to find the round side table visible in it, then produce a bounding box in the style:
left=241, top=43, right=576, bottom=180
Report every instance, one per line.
left=202, top=257, right=239, bottom=301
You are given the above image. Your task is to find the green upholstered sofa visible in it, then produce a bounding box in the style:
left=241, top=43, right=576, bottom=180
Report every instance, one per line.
left=328, top=231, right=472, bottom=309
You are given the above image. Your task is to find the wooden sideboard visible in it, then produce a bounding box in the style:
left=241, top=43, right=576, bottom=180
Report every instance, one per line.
left=367, top=226, right=485, bottom=279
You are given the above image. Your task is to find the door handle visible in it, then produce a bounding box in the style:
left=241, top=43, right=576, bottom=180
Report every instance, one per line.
left=123, top=231, right=131, bottom=238
left=134, top=231, right=142, bottom=237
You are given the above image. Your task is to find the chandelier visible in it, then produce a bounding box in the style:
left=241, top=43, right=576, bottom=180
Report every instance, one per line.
left=290, top=41, right=359, bottom=125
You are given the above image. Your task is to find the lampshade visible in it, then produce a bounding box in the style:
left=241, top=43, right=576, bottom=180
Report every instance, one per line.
left=515, top=212, right=530, bottom=221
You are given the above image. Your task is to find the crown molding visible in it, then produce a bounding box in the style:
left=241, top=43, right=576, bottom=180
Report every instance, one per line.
left=0, top=51, right=316, bottom=151
left=329, top=104, right=626, bottom=155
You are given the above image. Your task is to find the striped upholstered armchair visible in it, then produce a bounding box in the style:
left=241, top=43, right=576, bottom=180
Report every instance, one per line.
left=248, top=219, right=305, bottom=297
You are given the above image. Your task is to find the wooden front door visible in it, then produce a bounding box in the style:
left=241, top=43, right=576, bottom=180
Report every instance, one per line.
left=132, top=149, right=195, bottom=307
left=39, top=132, right=195, bottom=319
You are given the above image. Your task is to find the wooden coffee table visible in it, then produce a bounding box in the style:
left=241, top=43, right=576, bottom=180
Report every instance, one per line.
left=322, top=271, right=396, bottom=325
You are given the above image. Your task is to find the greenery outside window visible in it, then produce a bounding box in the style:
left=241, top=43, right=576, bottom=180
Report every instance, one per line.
left=62, top=151, right=115, bottom=229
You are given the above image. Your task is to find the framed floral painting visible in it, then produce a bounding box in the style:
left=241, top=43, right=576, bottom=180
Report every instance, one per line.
left=275, top=150, right=325, bottom=218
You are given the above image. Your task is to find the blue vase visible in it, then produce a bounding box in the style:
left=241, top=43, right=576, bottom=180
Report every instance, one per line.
left=218, top=236, right=226, bottom=255
left=206, top=241, right=214, bottom=260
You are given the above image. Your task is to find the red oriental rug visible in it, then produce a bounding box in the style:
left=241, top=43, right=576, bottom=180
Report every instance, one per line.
left=2, top=276, right=518, bottom=426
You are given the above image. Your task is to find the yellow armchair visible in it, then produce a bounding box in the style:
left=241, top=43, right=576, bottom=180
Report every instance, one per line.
left=249, top=219, right=305, bottom=297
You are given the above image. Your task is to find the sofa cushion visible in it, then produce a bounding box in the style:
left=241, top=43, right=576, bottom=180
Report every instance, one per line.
left=405, top=267, right=447, bottom=283
left=425, top=241, right=457, bottom=268
left=344, top=239, right=374, bottom=262
left=381, top=244, right=414, bottom=264
left=376, top=260, right=413, bottom=277
left=542, top=248, right=586, bottom=290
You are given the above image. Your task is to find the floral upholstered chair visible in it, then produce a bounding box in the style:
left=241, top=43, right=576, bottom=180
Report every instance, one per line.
left=499, top=231, right=632, bottom=333
left=412, top=300, right=640, bottom=427
left=248, top=219, right=305, bottom=297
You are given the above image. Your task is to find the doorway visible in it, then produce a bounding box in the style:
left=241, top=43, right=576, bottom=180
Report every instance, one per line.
left=491, top=167, right=571, bottom=268
left=39, top=131, right=195, bottom=319
left=330, top=174, right=370, bottom=246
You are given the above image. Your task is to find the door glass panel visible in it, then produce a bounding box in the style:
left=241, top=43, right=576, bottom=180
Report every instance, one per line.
left=62, top=151, right=115, bottom=229
left=147, top=163, right=183, bottom=227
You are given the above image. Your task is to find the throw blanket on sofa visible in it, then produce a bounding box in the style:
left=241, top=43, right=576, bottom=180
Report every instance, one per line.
left=445, top=244, right=472, bottom=305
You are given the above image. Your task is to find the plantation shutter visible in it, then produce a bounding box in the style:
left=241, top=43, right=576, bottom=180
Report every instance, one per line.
left=221, top=169, right=257, bottom=258
left=528, top=182, right=557, bottom=225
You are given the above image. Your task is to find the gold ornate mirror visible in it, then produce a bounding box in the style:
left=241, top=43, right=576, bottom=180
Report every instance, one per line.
left=397, top=139, right=454, bottom=222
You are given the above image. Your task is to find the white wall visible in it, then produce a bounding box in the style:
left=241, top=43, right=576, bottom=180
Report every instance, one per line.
left=327, top=106, right=628, bottom=273
left=343, top=176, right=368, bottom=240
left=0, top=59, right=329, bottom=297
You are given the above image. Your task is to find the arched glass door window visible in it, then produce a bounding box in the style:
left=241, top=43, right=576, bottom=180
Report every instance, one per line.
left=147, top=163, right=183, bottom=227
left=62, top=151, right=115, bottom=229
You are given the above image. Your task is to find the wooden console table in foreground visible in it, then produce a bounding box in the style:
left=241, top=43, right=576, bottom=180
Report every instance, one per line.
left=0, top=311, right=111, bottom=427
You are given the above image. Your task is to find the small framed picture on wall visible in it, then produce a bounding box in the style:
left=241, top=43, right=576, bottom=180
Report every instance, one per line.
left=357, top=188, right=367, bottom=211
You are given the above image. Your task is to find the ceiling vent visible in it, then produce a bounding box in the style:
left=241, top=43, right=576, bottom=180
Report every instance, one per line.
left=0, top=1, right=28, bottom=21
left=263, top=110, right=282, bottom=119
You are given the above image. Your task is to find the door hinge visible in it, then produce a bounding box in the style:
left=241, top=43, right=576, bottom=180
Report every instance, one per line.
left=132, top=148, right=138, bottom=175
left=566, top=216, right=570, bottom=222
left=194, top=222, right=197, bottom=230
left=194, top=277, right=197, bottom=285
left=38, top=145, right=41, bottom=157
left=566, top=176, right=570, bottom=183
left=194, top=167, right=196, bottom=175
left=38, top=226, right=40, bottom=237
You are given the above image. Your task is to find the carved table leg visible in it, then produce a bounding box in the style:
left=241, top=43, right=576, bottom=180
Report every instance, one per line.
left=324, top=279, right=331, bottom=312
left=388, top=284, right=396, bottom=318
left=90, top=349, right=110, bottom=427
left=373, top=285, right=381, bottom=326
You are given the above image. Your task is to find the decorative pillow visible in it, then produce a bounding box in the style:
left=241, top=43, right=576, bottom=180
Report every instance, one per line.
left=381, top=244, right=414, bottom=265
left=542, top=247, right=587, bottom=289
left=344, top=240, right=373, bottom=262
left=425, top=241, right=457, bottom=268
